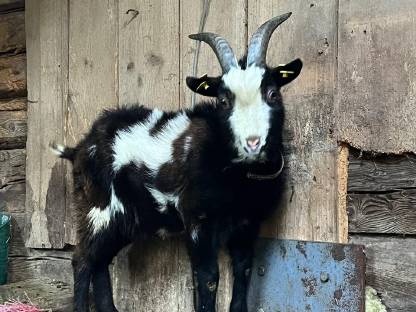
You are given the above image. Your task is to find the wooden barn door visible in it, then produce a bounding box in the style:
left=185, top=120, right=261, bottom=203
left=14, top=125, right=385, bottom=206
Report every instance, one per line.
left=25, top=0, right=347, bottom=310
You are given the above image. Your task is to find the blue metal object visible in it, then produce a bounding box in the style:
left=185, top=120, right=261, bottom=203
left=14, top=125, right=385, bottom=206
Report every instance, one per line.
left=247, top=238, right=365, bottom=312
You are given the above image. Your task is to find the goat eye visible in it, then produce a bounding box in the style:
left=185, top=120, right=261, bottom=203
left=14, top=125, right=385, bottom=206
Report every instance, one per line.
left=219, top=97, right=230, bottom=108
left=267, top=89, right=278, bottom=102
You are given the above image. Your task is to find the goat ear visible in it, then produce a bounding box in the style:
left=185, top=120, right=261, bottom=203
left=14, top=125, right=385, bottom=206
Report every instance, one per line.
left=186, top=75, right=221, bottom=97
left=272, top=58, right=303, bottom=86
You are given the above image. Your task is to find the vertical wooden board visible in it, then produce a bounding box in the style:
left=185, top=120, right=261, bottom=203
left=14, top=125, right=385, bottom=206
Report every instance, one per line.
left=114, top=1, right=183, bottom=311
left=65, top=0, right=119, bottom=245
left=337, top=0, right=416, bottom=154
left=118, top=0, right=179, bottom=109
left=25, top=0, right=68, bottom=248
left=180, top=0, right=247, bottom=108
left=248, top=0, right=341, bottom=242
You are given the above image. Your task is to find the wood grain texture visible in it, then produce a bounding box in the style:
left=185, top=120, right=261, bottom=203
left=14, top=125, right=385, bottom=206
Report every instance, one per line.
left=180, top=0, right=247, bottom=108
left=119, top=0, right=179, bottom=109
left=337, top=0, right=416, bottom=154
left=0, top=149, right=25, bottom=189
left=0, top=110, right=26, bottom=148
left=350, top=235, right=416, bottom=312
left=0, top=11, right=25, bottom=55
left=337, top=144, right=349, bottom=243
left=65, top=0, right=119, bottom=245
left=0, top=149, right=25, bottom=214
left=249, top=0, right=340, bottom=242
left=0, top=54, right=26, bottom=98
left=25, top=0, right=68, bottom=249
left=348, top=190, right=416, bottom=234
left=0, top=97, right=26, bottom=111
left=348, top=152, right=416, bottom=192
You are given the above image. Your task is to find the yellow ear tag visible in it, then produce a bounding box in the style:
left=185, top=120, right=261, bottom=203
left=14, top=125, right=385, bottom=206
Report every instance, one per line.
left=196, top=81, right=209, bottom=92
left=279, top=70, right=294, bottom=78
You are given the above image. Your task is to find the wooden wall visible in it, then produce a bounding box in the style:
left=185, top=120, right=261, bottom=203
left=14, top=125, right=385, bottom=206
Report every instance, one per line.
left=0, top=0, right=413, bottom=311
left=0, top=0, right=74, bottom=285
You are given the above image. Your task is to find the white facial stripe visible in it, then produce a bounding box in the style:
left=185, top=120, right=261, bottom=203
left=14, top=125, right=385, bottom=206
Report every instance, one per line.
left=87, top=184, right=125, bottom=234
left=112, top=111, right=190, bottom=173
left=146, top=186, right=179, bottom=213
left=223, top=66, right=272, bottom=161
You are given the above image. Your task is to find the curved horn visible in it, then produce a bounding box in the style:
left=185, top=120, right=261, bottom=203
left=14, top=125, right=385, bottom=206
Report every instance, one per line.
left=189, top=33, right=238, bottom=73
left=246, top=12, right=292, bottom=67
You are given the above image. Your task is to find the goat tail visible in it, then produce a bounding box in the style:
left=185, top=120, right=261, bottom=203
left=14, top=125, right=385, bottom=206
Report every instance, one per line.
left=50, top=142, right=76, bottom=162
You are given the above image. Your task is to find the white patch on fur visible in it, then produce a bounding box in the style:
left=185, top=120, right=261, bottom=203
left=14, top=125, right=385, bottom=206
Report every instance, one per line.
left=50, top=144, right=65, bottom=156
left=88, top=145, right=96, bottom=157
left=112, top=111, right=190, bottom=173
left=87, top=184, right=125, bottom=235
left=182, top=135, right=192, bottom=161
left=222, top=66, right=272, bottom=161
left=146, top=186, right=179, bottom=213
left=190, top=225, right=200, bottom=243
left=156, top=228, right=169, bottom=239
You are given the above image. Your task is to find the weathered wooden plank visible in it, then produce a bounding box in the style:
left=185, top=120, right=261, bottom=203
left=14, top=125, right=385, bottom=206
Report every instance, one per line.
left=348, top=190, right=416, bottom=234
left=65, top=0, right=118, bottom=245
left=7, top=254, right=72, bottom=284
left=0, top=182, right=24, bottom=213
left=115, top=1, right=185, bottom=311
left=348, top=152, right=416, bottom=192
left=118, top=0, right=179, bottom=109
left=0, top=97, right=26, bottom=111
left=0, top=11, right=25, bottom=55
left=350, top=235, right=416, bottom=312
left=248, top=0, right=341, bottom=242
left=0, top=110, right=26, bottom=148
left=337, top=0, right=416, bottom=154
left=0, top=278, right=73, bottom=311
left=0, top=150, right=25, bottom=213
left=0, top=54, right=26, bottom=98
left=180, top=0, right=247, bottom=108
left=0, top=149, right=25, bottom=187
left=25, top=0, right=68, bottom=249
left=0, top=0, right=23, bottom=13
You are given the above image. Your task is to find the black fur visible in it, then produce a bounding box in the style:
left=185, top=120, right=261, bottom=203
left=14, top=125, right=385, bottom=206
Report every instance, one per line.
left=58, top=58, right=301, bottom=312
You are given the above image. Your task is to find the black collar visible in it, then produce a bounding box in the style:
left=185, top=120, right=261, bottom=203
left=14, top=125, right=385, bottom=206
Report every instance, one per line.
left=246, top=152, right=284, bottom=181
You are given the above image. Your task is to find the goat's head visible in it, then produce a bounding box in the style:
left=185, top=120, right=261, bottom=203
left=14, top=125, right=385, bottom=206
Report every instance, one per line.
left=186, top=13, right=302, bottom=162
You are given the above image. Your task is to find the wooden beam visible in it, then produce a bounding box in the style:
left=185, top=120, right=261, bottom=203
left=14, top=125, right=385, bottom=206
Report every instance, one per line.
left=0, top=11, right=25, bottom=55
left=0, top=97, right=26, bottom=111
left=350, top=235, right=416, bottom=312
left=249, top=0, right=340, bottom=242
left=0, top=54, right=26, bottom=98
left=65, top=0, right=119, bottom=245
left=348, top=151, right=416, bottom=234
left=25, top=0, right=68, bottom=249
left=348, top=152, right=416, bottom=192
left=348, top=190, right=416, bottom=234
left=0, top=110, right=26, bottom=149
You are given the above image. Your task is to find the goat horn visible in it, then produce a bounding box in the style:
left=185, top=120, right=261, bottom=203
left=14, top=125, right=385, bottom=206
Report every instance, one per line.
left=246, top=12, right=292, bottom=68
left=189, top=33, right=238, bottom=73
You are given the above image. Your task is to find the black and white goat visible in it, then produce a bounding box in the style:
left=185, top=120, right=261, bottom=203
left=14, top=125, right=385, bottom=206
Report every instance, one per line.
left=53, top=13, right=302, bottom=312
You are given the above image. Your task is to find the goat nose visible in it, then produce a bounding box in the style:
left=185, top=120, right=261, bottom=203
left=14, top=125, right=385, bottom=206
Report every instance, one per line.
left=246, top=136, right=260, bottom=152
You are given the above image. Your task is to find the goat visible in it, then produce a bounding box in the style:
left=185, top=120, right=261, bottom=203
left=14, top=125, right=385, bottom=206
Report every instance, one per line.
left=52, top=13, right=302, bottom=312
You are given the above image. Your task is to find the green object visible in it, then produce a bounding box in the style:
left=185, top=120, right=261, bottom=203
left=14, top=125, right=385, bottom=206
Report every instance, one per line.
left=0, top=213, right=11, bottom=285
